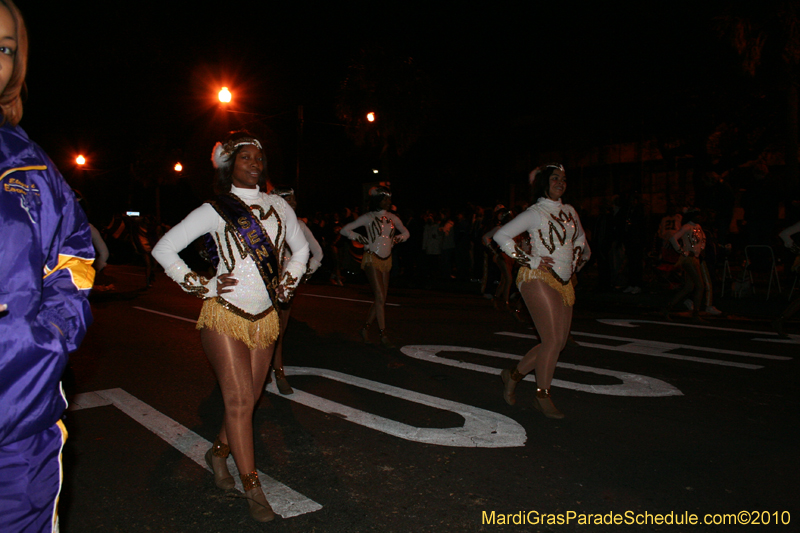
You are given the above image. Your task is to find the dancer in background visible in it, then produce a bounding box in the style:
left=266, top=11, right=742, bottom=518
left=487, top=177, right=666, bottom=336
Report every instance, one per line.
left=268, top=187, right=323, bottom=394
left=152, top=131, right=308, bottom=522
left=493, top=164, right=590, bottom=419
left=663, top=208, right=721, bottom=321
left=773, top=220, right=800, bottom=337
left=0, top=2, right=95, bottom=530
left=340, top=186, right=409, bottom=348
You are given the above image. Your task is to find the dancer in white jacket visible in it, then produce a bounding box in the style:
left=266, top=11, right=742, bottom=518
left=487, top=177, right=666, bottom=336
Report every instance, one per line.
left=340, top=186, right=409, bottom=347
left=152, top=131, right=308, bottom=522
left=493, top=164, right=590, bottom=418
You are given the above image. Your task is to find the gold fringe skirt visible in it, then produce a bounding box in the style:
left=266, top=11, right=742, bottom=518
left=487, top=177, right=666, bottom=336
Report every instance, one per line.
left=517, top=266, right=575, bottom=307
left=361, top=252, right=392, bottom=272
left=196, top=298, right=279, bottom=349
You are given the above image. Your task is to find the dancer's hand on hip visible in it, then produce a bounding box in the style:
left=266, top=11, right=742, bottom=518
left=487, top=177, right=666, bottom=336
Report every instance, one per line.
left=217, top=273, right=238, bottom=294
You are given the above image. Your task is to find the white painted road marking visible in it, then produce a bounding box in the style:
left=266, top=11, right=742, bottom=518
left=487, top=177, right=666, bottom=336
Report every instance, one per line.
left=68, top=388, right=322, bottom=518
left=133, top=306, right=197, bottom=323
left=270, top=367, right=527, bottom=447
left=596, top=318, right=800, bottom=344
left=298, top=293, right=401, bottom=306
left=497, top=331, right=781, bottom=369
left=400, top=345, right=682, bottom=397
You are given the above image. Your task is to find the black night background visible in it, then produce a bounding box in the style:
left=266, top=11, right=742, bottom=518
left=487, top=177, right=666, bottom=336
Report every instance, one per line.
left=17, top=1, right=800, bottom=225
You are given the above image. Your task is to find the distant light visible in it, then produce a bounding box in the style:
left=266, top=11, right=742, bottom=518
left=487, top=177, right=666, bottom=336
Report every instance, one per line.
left=372, top=169, right=379, bottom=174
left=219, top=87, right=232, bottom=103
left=174, top=162, right=183, bottom=172
left=366, top=112, right=375, bottom=122
left=76, top=155, right=86, bottom=165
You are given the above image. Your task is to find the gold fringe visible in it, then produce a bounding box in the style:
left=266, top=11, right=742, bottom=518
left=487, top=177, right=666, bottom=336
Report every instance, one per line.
left=517, top=266, right=575, bottom=307
left=197, top=298, right=279, bottom=349
left=361, top=252, right=392, bottom=272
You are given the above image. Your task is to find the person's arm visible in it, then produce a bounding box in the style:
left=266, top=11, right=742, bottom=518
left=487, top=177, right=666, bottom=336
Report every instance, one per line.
left=390, top=213, right=410, bottom=243
left=300, top=221, right=323, bottom=274
left=339, top=213, right=370, bottom=244
left=151, top=204, right=219, bottom=299
left=669, top=224, right=690, bottom=253
left=279, top=205, right=310, bottom=300
left=779, top=221, right=800, bottom=249
left=482, top=226, right=499, bottom=248
left=89, top=224, right=109, bottom=272
left=572, top=209, right=591, bottom=271
left=493, top=209, right=540, bottom=269
left=38, top=172, right=95, bottom=353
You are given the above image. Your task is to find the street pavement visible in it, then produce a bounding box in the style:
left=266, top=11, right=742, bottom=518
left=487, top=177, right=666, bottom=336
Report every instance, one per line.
left=59, top=265, right=799, bottom=532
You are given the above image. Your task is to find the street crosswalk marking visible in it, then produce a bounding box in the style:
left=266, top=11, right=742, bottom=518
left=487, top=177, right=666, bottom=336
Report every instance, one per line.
left=497, top=331, right=781, bottom=369
left=297, top=293, right=401, bottom=306
left=401, top=345, right=682, bottom=397
left=596, top=318, right=800, bottom=344
left=271, top=367, right=527, bottom=447
left=68, top=388, right=322, bottom=518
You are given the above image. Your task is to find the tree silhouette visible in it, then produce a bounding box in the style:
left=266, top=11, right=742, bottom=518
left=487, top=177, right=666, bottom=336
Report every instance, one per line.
left=715, top=2, right=800, bottom=192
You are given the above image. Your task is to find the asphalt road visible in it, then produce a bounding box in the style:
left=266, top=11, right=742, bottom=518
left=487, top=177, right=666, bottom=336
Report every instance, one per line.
left=59, top=265, right=799, bottom=532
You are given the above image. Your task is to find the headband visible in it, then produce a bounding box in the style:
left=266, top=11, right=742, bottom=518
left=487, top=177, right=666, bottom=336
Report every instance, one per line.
left=529, top=163, right=565, bottom=184
left=211, top=137, right=264, bottom=169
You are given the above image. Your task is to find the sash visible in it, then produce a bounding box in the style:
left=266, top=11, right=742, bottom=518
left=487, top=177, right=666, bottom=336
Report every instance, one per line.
left=206, top=193, right=281, bottom=304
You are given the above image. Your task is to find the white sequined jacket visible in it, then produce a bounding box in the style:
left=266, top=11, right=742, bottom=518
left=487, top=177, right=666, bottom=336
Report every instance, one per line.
left=493, top=197, right=590, bottom=284
left=340, top=210, right=409, bottom=259
left=152, top=185, right=309, bottom=318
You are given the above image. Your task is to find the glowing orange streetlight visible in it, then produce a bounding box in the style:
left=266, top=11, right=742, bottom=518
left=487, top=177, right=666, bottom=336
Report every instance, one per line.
left=174, top=162, right=183, bottom=172
left=366, top=112, right=375, bottom=122
left=76, top=155, right=86, bottom=166
left=218, top=87, right=232, bottom=103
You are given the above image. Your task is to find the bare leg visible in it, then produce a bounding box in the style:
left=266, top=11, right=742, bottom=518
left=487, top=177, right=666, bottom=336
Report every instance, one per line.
left=667, top=256, right=703, bottom=316
left=364, top=266, right=388, bottom=331
left=272, top=306, right=293, bottom=394
left=201, top=329, right=273, bottom=478
left=502, top=280, right=572, bottom=417
left=202, top=328, right=275, bottom=521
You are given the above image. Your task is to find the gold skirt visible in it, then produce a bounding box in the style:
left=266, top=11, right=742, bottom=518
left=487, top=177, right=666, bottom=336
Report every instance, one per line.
left=517, top=266, right=575, bottom=307
left=196, top=298, right=279, bottom=349
left=361, top=252, right=392, bottom=272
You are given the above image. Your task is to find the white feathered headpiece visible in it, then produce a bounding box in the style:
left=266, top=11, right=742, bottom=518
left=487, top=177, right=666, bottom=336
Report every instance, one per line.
left=211, top=137, right=264, bottom=169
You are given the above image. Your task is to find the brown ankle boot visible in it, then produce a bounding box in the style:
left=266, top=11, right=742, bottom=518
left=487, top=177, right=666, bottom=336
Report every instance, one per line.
left=500, top=367, right=523, bottom=405
left=240, top=471, right=276, bottom=522
left=204, top=437, right=235, bottom=490
left=533, top=388, right=565, bottom=419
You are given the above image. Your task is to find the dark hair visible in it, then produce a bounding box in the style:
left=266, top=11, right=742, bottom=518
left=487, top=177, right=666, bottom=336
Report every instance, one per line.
left=530, top=164, right=564, bottom=203
left=0, top=0, right=28, bottom=127
left=213, top=130, right=267, bottom=195
left=368, top=189, right=391, bottom=212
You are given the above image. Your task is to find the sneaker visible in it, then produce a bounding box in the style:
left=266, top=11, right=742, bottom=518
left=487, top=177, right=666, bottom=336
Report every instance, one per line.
left=705, top=306, right=722, bottom=315
left=630, top=286, right=642, bottom=295
left=623, top=286, right=634, bottom=293
left=683, top=299, right=694, bottom=311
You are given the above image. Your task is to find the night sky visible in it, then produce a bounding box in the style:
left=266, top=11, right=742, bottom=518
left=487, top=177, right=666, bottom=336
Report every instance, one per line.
left=17, top=1, right=739, bottom=219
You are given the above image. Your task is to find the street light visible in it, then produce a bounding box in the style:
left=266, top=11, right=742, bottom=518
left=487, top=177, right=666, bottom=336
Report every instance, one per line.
left=76, top=155, right=86, bottom=166
left=174, top=162, right=183, bottom=172
left=366, top=112, right=375, bottom=122
left=218, top=87, right=232, bottom=103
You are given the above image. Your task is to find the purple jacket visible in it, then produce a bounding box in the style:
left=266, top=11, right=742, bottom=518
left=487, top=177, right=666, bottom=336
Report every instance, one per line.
left=0, top=122, right=94, bottom=446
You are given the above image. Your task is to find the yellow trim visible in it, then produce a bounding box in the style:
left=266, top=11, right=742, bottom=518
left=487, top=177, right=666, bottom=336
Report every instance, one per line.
left=517, top=266, right=575, bottom=307
left=53, top=419, right=68, bottom=531
left=0, top=165, right=48, bottom=183
left=43, top=255, right=96, bottom=290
